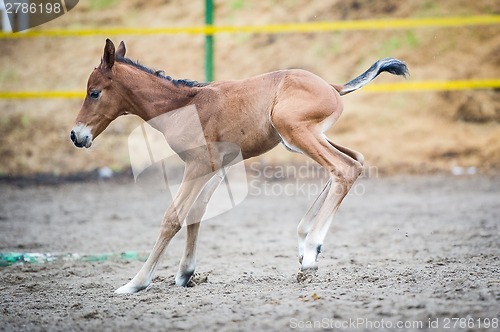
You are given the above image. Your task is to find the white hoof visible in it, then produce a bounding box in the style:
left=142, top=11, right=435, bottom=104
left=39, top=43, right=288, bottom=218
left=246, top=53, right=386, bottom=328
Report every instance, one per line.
left=301, top=244, right=322, bottom=270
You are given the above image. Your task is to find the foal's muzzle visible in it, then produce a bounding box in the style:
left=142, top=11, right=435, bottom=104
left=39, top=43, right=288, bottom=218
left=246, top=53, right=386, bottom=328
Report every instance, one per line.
left=70, top=125, right=93, bottom=148
left=70, top=130, right=87, bottom=148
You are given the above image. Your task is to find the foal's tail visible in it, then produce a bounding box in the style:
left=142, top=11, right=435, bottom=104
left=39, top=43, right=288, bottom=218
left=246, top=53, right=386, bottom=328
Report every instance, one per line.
left=333, top=58, right=408, bottom=96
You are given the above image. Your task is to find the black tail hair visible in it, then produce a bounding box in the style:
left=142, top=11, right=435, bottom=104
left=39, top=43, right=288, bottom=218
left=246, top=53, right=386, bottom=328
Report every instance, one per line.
left=338, top=58, right=409, bottom=96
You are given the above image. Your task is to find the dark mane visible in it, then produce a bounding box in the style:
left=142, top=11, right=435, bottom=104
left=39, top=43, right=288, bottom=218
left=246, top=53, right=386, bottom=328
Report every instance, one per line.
left=116, top=56, right=209, bottom=88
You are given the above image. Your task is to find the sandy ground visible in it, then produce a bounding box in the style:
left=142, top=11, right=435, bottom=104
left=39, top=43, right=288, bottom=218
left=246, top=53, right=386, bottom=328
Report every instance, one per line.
left=0, top=173, right=499, bottom=331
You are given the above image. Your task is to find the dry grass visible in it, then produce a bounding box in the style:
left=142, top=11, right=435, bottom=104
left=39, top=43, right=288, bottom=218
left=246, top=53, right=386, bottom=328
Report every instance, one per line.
left=0, top=0, right=499, bottom=176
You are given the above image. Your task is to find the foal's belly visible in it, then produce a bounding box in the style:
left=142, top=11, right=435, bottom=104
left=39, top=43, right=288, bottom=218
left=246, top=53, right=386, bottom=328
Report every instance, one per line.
left=218, top=120, right=282, bottom=160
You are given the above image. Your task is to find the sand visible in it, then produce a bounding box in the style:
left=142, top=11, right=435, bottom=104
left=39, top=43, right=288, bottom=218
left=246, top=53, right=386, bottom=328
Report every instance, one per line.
left=0, top=173, right=498, bottom=331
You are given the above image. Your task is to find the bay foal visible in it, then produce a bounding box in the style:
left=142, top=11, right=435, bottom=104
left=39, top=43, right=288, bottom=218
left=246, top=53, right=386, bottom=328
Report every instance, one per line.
left=70, top=39, right=408, bottom=293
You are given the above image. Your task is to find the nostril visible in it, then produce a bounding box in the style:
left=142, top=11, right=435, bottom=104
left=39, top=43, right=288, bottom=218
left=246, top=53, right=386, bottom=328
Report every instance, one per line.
left=70, top=130, right=77, bottom=143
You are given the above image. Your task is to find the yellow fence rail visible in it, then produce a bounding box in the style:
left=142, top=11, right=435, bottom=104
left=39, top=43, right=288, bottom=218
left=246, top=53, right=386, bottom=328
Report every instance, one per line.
left=1, top=79, right=499, bottom=99
left=0, top=91, right=84, bottom=99
left=363, top=79, right=500, bottom=93
left=0, top=15, right=499, bottom=39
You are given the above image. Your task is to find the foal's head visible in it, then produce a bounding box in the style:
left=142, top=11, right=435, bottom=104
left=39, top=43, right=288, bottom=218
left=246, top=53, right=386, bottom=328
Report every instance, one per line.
left=70, top=39, right=128, bottom=148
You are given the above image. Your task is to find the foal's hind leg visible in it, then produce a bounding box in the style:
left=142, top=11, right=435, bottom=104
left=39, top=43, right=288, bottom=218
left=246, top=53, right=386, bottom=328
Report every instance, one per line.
left=297, top=140, right=364, bottom=263
left=297, top=179, right=331, bottom=264
left=298, top=135, right=362, bottom=271
left=274, top=120, right=362, bottom=272
left=175, top=172, right=225, bottom=286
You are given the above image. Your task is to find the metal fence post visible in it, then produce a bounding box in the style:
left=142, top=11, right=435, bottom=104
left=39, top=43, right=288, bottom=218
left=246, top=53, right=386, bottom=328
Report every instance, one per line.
left=205, top=0, right=214, bottom=82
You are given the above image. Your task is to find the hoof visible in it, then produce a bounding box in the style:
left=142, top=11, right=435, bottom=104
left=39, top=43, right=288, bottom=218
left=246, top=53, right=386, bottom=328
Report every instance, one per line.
left=297, top=269, right=318, bottom=283
left=175, top=269, right=195, bottom=287
left=176, top=271, right=209, bottom=287
left=114, top=281, right=150, bottom=294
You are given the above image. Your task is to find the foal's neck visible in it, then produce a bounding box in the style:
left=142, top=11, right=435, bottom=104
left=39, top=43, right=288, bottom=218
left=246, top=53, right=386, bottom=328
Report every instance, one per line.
left=116, top=64, right=198, bottom=122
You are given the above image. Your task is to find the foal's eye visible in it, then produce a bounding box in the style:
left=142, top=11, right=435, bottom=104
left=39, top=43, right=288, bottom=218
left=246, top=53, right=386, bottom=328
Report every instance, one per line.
left=89, top=91, right=101, bottom=100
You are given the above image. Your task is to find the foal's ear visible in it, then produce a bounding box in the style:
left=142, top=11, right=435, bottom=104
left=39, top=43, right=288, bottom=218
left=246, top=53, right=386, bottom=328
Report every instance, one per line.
left=116, top=41, right=126, bottom=58
left=101, top=38, right=115, bottom=70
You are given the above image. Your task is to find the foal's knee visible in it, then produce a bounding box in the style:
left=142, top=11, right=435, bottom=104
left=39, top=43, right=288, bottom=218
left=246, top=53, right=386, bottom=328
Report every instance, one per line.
left=160, top=217, right=182, bottom=237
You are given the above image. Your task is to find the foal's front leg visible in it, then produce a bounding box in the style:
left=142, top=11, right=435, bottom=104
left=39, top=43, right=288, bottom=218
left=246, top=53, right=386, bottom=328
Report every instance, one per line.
left=175, top=172, right=225, bottom=286
left=115, top=169, right=214, bottom=294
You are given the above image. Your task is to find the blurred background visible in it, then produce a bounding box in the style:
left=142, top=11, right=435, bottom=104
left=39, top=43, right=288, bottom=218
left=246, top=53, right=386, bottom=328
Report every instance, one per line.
left=0, top=0, right=498, bottom=177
